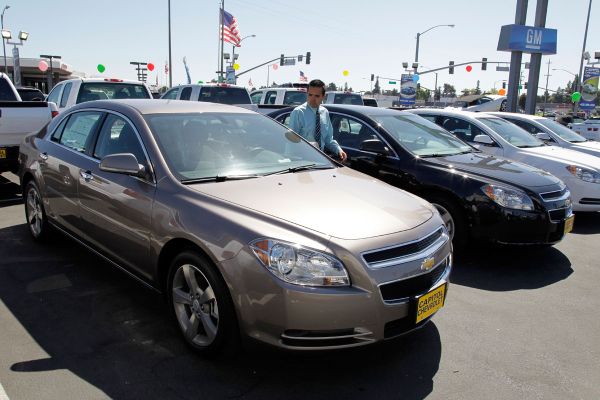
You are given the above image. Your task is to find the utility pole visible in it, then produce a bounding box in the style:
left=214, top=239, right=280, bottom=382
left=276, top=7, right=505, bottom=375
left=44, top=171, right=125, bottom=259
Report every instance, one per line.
left=543, top=59, right=551, bottom=111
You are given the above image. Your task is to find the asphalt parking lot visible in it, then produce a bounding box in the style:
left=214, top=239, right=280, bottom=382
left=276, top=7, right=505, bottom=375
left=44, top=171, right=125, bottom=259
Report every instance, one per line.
left=0, top=172, right=599, bottom=400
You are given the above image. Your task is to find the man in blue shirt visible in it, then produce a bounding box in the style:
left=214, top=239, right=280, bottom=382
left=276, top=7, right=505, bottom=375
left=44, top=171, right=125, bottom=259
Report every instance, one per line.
left=288, top=79, right=347, bottom=162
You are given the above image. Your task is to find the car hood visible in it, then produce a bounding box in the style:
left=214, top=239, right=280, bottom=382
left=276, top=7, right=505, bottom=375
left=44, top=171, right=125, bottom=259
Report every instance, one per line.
left=573, top=141, right=600, bottom=153
left=520, top=145, right=600, bottom=170
left=188, top=167, right=434, bottom=240
left=425, top=152, right=560, bottom=188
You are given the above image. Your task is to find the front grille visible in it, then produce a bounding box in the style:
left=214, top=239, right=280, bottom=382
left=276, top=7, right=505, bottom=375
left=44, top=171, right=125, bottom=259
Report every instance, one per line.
left=580, top=198, right=600, bottom=205
left=548, top=208, right=568, bottom=221
left=363, top=228, right=444, bottom=264
left=540, top=187, right=568, bottom=201
left=379, top=258, right=448, bottom=302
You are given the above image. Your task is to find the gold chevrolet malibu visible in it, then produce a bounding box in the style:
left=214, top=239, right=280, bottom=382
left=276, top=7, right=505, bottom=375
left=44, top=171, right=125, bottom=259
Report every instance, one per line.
left=19, top=99, right=452, bottom=356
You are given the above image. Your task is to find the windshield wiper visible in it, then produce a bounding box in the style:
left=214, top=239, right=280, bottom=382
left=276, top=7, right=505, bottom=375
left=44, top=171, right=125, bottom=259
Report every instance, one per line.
left=519, top=144, right=544, bottom=148
left=421, top=153, right=451, bottom=158
left=264, top=163, right=334, bottom=175
left=181, top=174, right=261, bottom=184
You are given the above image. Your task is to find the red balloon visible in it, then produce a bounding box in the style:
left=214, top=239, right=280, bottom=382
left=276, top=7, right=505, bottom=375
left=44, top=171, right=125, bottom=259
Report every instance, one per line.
left=147, top=63, right=155, bottom=71
left=466, top=65, right=472, bottom=72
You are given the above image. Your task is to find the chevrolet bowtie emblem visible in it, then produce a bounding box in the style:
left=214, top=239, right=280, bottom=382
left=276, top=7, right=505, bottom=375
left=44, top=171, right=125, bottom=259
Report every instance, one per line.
left=421, top=257, right=435, bottom=271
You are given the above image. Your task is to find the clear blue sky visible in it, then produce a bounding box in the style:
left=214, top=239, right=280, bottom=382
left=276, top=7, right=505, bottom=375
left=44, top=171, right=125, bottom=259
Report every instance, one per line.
left=3, top=0, right=598, bottom=94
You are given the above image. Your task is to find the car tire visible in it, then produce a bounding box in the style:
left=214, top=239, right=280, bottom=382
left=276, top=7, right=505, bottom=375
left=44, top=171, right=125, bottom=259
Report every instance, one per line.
left=427, top=195, right=467, bottom=250
left=167, top=250, right=240, bottom=357
left=499, top=100, right=507, bottom=112
left=24, top=180, right=49, bottom=241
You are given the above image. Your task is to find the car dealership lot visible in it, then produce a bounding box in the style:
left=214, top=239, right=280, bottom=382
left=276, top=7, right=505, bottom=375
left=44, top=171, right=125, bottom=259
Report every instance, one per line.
left=0, top=172, right=599, bottom=400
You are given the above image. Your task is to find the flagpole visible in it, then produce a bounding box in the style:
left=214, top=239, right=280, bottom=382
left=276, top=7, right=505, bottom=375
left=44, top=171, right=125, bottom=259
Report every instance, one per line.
left=168, top=0, right=172, bottom=87
left=267, top=65, right=270, bottom=87
left=220, top=0, right=225, bottom=82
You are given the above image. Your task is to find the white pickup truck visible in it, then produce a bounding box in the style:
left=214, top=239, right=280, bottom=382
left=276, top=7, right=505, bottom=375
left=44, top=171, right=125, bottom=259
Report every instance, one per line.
left=569, top=117, right=600, bottom=141
left=0, top=73, right=58, bottom=173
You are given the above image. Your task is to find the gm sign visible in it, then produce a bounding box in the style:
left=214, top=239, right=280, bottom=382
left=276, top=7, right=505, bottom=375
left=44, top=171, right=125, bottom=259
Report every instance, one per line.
left=497, top=24, right=557, bottom=55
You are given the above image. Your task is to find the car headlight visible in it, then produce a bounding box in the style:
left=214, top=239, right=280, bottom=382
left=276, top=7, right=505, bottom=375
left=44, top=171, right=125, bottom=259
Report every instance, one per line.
left=249, top=239, right=350, bottom=287
left=481, top=184, right=535, bottom=210
left=566, top=165, right=600, bottom=184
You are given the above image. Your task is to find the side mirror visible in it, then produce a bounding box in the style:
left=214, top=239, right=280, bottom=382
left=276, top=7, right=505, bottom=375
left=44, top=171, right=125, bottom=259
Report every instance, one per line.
left=473, top=134, right=496, bottom=146
left=100, top=153, right=145, bottom=177
left=360, top=138, right=390, bottom=155
left=535, top=132, right=551, bottom=141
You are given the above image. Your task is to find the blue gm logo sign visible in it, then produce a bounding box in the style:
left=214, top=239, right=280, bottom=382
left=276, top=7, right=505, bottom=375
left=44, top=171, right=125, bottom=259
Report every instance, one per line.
left=497, top=24, right=557, bottom=55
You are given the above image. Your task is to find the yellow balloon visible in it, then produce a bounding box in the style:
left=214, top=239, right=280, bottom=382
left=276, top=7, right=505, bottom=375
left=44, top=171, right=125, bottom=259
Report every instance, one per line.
left=233, top=63, right=240, bottom=70
left=343, top=70, right=349, bottom=76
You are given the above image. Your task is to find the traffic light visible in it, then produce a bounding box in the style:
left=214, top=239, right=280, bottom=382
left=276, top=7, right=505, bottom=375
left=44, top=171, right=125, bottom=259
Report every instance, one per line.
left=371, top=74, right=374, bottom=81
left=524, top=82, right=528, bottom=89
left=305, top=52, right=311, bottom=65
left=280, top=54, right=285, bottom=66
left=482, top=57, right=487, bottom=71
left=417, top=83, right=421, bottom=90
left=449, top=61, right=454, bottom=74
left=502, top=82, right=506, bottom=89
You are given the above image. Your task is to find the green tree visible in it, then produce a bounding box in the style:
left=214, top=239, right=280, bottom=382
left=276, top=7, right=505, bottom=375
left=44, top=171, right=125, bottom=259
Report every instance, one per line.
left=442, top=84, right=456, bottom=98
left=373, top=78, right=381, bottom=94
left=518, top=93, right=527, bottom=110
left=327, top=82, right=338, bottom=91
left=417, top=88, right=430, bottom=101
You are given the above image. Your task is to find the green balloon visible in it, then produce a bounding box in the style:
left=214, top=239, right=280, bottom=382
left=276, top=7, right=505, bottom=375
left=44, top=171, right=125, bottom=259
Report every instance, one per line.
left=197, top=80, right=204, bottom=84
left=97, top=64, right=106, bottom=73
left=571, top=91, right=581, bottom=102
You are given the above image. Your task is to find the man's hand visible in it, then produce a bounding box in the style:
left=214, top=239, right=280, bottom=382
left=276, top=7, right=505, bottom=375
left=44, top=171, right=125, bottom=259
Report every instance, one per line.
left=339, top=149, right=347, bottom=162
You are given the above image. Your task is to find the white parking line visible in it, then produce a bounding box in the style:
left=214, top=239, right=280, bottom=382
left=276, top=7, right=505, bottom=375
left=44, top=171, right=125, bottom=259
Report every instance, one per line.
left=0, top=382, right=9, bottom=400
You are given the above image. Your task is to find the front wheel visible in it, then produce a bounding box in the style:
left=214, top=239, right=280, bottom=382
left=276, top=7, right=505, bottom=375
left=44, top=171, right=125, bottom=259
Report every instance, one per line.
left=428, top=196, right=467, bottom=250
left=24, top=181, right=49, bottom=241
left=167, top=250, right=239, bottom=356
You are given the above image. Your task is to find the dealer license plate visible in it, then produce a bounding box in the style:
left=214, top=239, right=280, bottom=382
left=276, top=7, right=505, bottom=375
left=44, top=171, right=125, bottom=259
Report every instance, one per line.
left=416, top=284, right=446, bottom=323
left=564, top=215, right=575, bottom=235
left=0, top=148, right=6, bottom=159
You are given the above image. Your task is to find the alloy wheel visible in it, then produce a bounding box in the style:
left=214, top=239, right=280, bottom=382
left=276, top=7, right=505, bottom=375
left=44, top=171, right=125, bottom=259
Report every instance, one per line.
left=432, top=203, right=455, bottom=241
left=26, top=187, right=44, bottom=237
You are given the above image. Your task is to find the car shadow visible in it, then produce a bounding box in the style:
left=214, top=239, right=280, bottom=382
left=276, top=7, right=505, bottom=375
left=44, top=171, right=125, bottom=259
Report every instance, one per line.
left=0, top=174, right=21, bottom=207
left=571, top=212, right=600, bottom=235
left=1, top=223, right=441, bottom=400
left=450, top=245, right=573, bottom=291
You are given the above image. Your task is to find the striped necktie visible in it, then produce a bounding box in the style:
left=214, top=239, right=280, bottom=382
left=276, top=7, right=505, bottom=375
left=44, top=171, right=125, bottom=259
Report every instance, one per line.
left=314, top=109, right=321, bottom=147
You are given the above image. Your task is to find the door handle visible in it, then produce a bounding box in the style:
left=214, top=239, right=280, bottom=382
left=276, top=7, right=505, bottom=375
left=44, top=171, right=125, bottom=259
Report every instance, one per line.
left=39, top=152, right=48, bottom=161
left=79, top=170, right=94, bottom=181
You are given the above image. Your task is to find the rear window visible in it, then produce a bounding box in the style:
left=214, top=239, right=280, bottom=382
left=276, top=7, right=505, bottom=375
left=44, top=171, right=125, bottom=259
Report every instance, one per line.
left=198, top=87, right=250, bottom=105
left=283, top=91, right=307, bottom=105
left=333, top=94, right=363, bottom=105
left=76, top=82, right=151, bottom=103
left=17, top=88, right=45, bottom=101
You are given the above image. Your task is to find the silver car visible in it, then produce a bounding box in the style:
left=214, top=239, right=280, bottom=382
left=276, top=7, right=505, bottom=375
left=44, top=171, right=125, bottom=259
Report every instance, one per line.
left=19, top=99, right=452, bottom=355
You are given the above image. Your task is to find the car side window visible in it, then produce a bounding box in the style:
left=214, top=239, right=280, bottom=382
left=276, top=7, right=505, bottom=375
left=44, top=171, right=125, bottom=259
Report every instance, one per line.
left=439, top=117, right=486, bottom=143
left=276, top=113, right=291, bottom=126
left=180, top=87, right=192, bottom=101
left=94, top=114, right=148, bottom=169
left=419, top=115, right=438, bottom=124
left=50, top=116, right=70, bottom=142
left=330, top=114, right=377, bottom=149
left=46, top=84, right=63, bottom=105
left=507, top=118, right=543, bottom=134
left=59, top=82, right=72, bottom=108
left=59, top=112, right=103, bottom=153
left=264, top=91, right=277, bottom=105
left=250, top=91, right=263, bottom=104
left=162, top=88, right=179, bottom=100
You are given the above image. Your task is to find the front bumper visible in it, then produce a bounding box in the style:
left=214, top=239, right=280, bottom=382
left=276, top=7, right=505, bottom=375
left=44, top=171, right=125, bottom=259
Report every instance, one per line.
left=219, top=227, right=452, bottom=350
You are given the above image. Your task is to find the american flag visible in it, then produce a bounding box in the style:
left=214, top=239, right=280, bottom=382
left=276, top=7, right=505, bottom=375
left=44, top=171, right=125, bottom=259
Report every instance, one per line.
left=248, top=78, right=254, bottom=87
left=220, top=9, right=241, bottom=47
left=299, top=71, right=308, bottom=82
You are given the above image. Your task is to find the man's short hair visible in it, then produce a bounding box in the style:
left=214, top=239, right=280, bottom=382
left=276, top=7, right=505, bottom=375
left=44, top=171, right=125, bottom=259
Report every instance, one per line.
left=308, top=79, right=326, bottom=95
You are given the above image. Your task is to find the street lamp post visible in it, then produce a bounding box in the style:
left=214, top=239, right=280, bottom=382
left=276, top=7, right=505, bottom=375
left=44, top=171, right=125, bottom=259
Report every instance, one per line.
left=4, top=29, right=27, bottom=85
left=575, top=0, right=593, bottom=112
left=414, top=24, right=454, bottom=71
left=40, top=54, right=61, bottom=91
left=1, top=5, right=8, bottom=74
left=231, top=34, right=255, bottom=66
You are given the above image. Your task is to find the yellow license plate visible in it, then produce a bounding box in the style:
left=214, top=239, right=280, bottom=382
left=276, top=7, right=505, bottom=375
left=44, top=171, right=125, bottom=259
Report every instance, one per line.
left=416, top=284, right=446, bottom=323
left=0, top=148, right=6, bottom=159
left=564, top=215, right=575, bottom=235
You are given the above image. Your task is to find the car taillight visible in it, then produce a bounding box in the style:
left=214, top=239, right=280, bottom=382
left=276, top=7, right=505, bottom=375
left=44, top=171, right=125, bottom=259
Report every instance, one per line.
left=51, top=111, right=59, bottom=118
left=104, top=78, right=124, bottom=82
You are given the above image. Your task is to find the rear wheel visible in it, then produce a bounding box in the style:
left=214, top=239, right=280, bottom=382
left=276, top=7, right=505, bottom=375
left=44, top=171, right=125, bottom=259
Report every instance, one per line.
left=499, top=100, right=507, bottom=112
left=24, top=181, right=49, bottom=241
left=427, top=195, right=467, bottom=250
left=167, top=250, right=239, bottom=356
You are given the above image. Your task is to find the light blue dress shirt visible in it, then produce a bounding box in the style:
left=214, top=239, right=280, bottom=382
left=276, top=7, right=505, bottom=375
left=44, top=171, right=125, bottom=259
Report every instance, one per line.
left=288, top=102, right=341, bottom=155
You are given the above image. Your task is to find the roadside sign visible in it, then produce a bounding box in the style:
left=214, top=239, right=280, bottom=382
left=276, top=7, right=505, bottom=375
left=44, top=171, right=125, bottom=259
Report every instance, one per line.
left=497, top=24, right=557, bottom=55
left=226, top=66, right=236, bottom=84
left=400, top=74, right=416, bottom=106
left=389, top=81, right=396, bottom=84
left=580, top=66, right=599, bottom=111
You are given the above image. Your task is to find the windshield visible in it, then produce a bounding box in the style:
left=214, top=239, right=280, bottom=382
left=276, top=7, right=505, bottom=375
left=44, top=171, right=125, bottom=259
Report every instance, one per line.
left=536, top=118, right=587, bottom=143
left=478, top=117, right=545, bottom=148
left=145, top=113, right=334, bottom=181
left=77, top=83, right=150, bottom=103
left=333, top=94, right=363, bottom=105
left=283, top=91, right=307, bottom=105
left=372, top=114, right=473, bottom=156
left=198, top=87, right=250, bottom=105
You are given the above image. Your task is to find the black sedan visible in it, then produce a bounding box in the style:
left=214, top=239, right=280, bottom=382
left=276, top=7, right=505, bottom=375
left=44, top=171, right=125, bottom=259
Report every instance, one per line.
left=269, top=105, right=573, bottom=249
